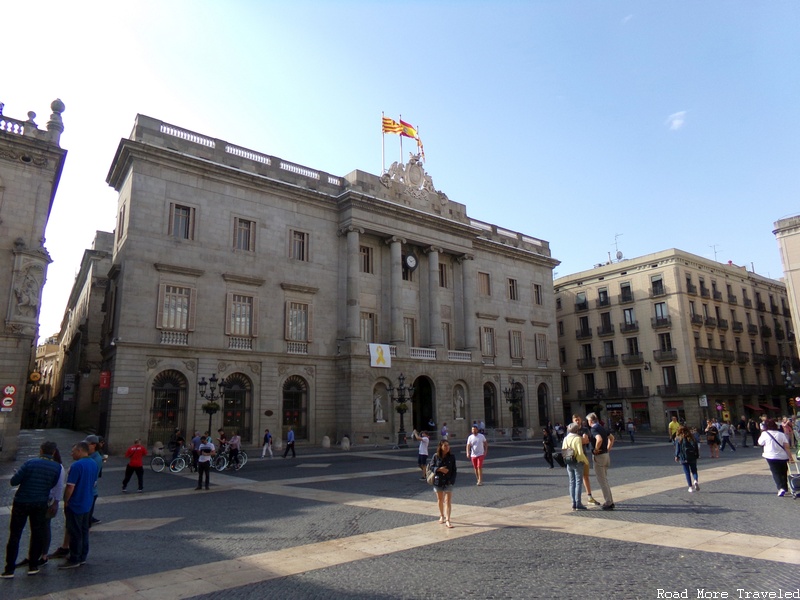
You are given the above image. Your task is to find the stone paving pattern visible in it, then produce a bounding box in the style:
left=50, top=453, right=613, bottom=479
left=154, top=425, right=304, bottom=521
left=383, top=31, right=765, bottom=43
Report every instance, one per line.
left=0, top=429, right=797, bottom=600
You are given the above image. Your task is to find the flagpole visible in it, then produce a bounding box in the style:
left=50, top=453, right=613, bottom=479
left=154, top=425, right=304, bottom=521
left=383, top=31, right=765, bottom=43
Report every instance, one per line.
left=399, top=114, right=403, bottom=163
left=381, top=111, right=385, bottom=174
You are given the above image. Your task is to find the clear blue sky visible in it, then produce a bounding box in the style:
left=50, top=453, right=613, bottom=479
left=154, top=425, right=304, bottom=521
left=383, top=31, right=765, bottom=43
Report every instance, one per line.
left=4, top=1, right=799, bottom=339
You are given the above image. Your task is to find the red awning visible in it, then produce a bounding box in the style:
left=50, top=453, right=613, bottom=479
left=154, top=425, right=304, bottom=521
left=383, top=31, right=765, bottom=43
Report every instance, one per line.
left=760, top=404, right=781, bottom=411
left=744, top=404, right=762, bottom=412
left=664, top=401, right=684, bottom=408
left=631, top=402, right=648, bottom=409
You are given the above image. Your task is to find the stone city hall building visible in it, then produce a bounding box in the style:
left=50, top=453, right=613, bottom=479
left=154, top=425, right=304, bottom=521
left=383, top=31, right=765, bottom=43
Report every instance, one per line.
left=99, top=115, right=561, bottom=447
left=555, top=249, right=795, bottom=433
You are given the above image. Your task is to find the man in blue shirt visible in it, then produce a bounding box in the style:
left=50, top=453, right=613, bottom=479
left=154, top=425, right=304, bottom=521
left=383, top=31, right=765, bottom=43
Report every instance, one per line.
left=59, top=442, right=99, bottom=569
left=283, top=426, right=296, bottom=458
left=84, top=435, right=104, bottom=526
left=2, top=441, right=61, bottom=578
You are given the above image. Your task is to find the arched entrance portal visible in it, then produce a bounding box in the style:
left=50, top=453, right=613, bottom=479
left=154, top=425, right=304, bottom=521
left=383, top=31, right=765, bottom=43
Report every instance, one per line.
left=282, top=375, right=308, bottom=440
left=148, top=370, right=187, bottom=446
left=483, top=382, right=498, bottom=428
left=537, top=383, right=550, bottom=428
left=412, top=376, right=435, bottom=431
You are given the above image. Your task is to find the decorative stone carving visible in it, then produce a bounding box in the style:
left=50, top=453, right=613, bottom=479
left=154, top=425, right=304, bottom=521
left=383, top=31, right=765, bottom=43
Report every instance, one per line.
left=453, top=386, right=465, bottom=420
left=374, top=393, right=384, bottom=422
left=380, top=153, right=442, bottom=205
left=278, top=366, right=288, bottom=376
left=217, top=361, right=228, bottom=373
left=304, top=366, right=314, bottom=378
left=184, top=360, right=196, bottom=372
left=249, top=363, right=261, bottom=375
left=146, top=358, right=161, bottom=370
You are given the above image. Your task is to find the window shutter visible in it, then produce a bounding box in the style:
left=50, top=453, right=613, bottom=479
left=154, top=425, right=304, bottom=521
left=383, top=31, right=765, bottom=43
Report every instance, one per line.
left=225, top=292, right=233, bottom=335
left=284, top=301, right=290, bottom=340
left=187, top=287, right=197, bottom=332
left=251, top=296, right=259, bottom=337
left=307, top=304, right=313, bottom=342
left=156, top=283, right=166, bottom=329
left=167, top=204, right=175, bottom=236
left=372, top=313, right=379, bottom=342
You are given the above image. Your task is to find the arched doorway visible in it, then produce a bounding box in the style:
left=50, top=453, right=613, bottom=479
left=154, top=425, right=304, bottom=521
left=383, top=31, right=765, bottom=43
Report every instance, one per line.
left=483, top=382, right=497, bottom=428
left=537, top=383, right=550, bottom=428
left=149, top=370, right=187, bottom=446
left=412, top=376, right=434, bottom=431
left=511, top=381, right=525, bottom=428
left=282, top=375, right=308, bottom=439
left=222, top=373, right=252, bottom=443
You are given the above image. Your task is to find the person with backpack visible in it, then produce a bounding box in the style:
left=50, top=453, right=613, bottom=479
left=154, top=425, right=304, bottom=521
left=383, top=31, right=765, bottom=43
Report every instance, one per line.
left=674, top=425, right=700, bottom=493
left=705, top=420, right=720, bottom=458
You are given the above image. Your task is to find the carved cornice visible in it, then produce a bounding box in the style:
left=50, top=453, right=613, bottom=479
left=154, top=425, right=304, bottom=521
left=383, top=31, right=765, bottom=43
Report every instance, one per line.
left=280, top=282, right=319, bottom=295
left=476, top=312, right=499, bottom=321
left=505, top=317, right=527, bottom=324
left=154, top=263, right=205, bottom=277
left=222, top=273, right=266, bottom=286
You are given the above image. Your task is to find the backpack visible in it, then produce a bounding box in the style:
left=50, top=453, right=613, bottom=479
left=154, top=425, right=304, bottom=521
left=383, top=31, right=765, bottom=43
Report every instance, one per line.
left=682, top=438, right=699, bottom=462
left=560, top=446, right=578, bottom=465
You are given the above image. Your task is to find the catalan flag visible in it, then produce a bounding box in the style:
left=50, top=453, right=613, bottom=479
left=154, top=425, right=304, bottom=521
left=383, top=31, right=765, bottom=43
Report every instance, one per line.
left=400, top=119, right=418, bottom=139
left=382, top=116, right=403, bottom=134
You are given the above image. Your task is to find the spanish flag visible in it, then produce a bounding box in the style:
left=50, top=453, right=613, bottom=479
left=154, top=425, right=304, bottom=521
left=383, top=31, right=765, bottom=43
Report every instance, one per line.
left=382, top=117, right=403, bottom=134
left=400, top=119, right=418, bottom=139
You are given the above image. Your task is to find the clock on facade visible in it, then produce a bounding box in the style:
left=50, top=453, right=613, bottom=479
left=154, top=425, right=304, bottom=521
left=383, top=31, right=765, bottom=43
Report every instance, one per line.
left=404, top=253, right=418, bottom=270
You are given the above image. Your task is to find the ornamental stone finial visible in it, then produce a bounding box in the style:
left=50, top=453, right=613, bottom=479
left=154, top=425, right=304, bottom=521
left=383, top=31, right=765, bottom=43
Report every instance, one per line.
left=46, top=98, right=65, bottom=144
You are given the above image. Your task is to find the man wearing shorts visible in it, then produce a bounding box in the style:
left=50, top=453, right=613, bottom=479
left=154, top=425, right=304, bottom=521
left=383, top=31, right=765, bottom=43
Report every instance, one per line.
left=412, top=430, right=430, bottom=480
left=466, top=425, right=488, bottom=485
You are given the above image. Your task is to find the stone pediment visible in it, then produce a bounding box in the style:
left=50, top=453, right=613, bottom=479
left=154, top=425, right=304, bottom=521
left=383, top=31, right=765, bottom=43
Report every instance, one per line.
left=380, top=153, right=451, bottom=214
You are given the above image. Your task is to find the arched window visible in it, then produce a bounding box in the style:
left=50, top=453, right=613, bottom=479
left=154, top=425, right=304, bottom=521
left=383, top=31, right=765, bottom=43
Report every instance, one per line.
left=483, top=382, right=497, bottom=429
left=282, top=375, right=308, bottom=439
left=149, top=370, right=187, bottom=445
left=537, top=383, right=550, bottom=428
left=222, top=373, right=252, bottom=443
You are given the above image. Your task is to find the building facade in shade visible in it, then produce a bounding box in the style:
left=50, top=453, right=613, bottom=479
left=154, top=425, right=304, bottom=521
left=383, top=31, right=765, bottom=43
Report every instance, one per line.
left=773, top=216, right=800, bottom=354
left=99, top=115, right=561, bottom=448
left=554, top=249, right=795, bottom=434
left=0, top=100, right=66, bottom=459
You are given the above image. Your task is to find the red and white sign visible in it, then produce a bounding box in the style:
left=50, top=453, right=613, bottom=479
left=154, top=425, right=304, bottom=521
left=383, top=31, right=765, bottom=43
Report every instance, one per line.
left=1, top=396, right=15, bottom=408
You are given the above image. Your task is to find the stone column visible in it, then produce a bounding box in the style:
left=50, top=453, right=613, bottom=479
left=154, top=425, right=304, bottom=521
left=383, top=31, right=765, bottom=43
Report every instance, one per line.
left=426, top=247, right=443, bottom=348
left=344, top=227, right=363, bottom=340
left=387, top=237, right=405, bottom=344
left=461, top=254, right=478, bottom=350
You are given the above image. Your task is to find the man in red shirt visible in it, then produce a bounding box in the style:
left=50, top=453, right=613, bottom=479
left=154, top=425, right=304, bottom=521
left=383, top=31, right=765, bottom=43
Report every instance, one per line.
left=121, top=439, right=147, bottom=493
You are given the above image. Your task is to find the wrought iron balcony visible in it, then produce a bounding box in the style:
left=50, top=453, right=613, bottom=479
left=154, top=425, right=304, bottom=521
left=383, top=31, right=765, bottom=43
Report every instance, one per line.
left=650, top=285, right=668, bottom=298
left=776, top=327, right=785, bottom=341
left=717, top=318, right=728, bottom=330
left=700, top=287, right=710, bottom=298
left=691, top=315, right=704, bottom=326
left=599, top=355, right=619, bottom=367
left=732, top=321, right=743, bottom=332
left=575, top=301, right=589, bottom=312
left=577, top=357, right=596, bottom=369
left=760, top=326, right=772, bottom=338
left=704, top=317, right=717, bottom=328
left=713, top=291, right=722, bottom=301
left=735, top=351, right=749, bottom=364
left=620, top=321, right=639, bottom=333
left=686, top=283, right=697, bottom=295
left=752, top=353, right=768, bottom=365
left=576, top=328, right=593, bottom=340
left=577, top=386, right=649, bottom=400
left=619, top=292, right=635, bottom=304
left=770, top=304, right=780, bottom=314
left=747, top=324, right=758, bottom=335
left=621, top=352, right=644, bottom=365
left=653, top=348, right=678, bottom=362
left=595, top=297, right=611, bottom=308
left=757, top=301, right=766, bottom=312
left=695, top=347, right=712, bottom=361
left=651, top=316, right=672, bottom=329
left=597, top=324, right=615, bottom=337
left=727, top=294, right=738, bottom=304
left=743, top=298, right=752, bottom=308
left=784, top=307, right=792, bottom=318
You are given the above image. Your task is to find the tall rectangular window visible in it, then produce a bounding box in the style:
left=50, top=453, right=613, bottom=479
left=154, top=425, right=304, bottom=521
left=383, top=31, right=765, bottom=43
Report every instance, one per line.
left=360, top=311, right=376, bottom=342
left=290, top=230, right=309, bottom=261
left=359, top=246, right=373, bottom=274
left=510, top=330, right=523, bottom=358
left=161, top=285, right=191, bottom=330
left=403, top=317, right=416, bottom=346
left=478, top=272, right=491, bottom=296
left=533, top=284, right=543, bottom=305
left=508, top=278, right=519, bottom=301
left=654, top=302, right=667, bottom=319
left=229, top=294, right=254, bottom=336
left=439, top=263, right=449, bottom=288
left=659, top=332, right=673, bottom=351
left=481, top=327, right=496, bottom=357
left=535, top=333, right=548, bottom=360
left=234, top=218, right=255, bottom=251
left=286, top=302, right=309, bottom=341
left=117, top=204, right=126, bottom=242
left=169, top=204, right=195, bottom=240
left=624, top=307, right=636, bottom=325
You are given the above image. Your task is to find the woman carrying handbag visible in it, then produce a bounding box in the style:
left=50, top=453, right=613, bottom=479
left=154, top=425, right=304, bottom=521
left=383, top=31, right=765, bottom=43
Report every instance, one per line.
left=428, top=440, right=457, bottom=528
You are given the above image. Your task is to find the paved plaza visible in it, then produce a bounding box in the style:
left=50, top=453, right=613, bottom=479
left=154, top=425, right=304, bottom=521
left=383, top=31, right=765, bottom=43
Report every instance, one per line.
left=0, top=429, right=798, bottom=600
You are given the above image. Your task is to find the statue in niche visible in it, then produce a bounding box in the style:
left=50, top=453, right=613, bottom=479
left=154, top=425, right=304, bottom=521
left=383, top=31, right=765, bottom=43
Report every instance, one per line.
left=454, top=388, right=465, bottom=420
left=14, top=268, right=42, bottom=317
left=374, top=393, right=385, bottom=422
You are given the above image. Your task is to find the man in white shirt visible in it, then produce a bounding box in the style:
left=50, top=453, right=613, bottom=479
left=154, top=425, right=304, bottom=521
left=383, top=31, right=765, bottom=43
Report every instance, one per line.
left=466, top=425, right=488, bottom=485
left=412, top=430, right=430, bottom=480
left=195, top=436, right=216, bottom=490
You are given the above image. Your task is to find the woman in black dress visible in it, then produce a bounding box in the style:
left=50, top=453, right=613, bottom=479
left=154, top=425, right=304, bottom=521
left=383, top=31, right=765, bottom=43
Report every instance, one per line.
left=429, top=440, right=457, bottom=528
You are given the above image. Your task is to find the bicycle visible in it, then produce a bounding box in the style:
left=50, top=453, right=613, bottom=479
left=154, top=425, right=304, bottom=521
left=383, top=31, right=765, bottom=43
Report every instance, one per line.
left=169, top=447, right=195, bottom=473
left=216, top=445, right=247, bottom=470
left=150, top=455, right=166, bottom=472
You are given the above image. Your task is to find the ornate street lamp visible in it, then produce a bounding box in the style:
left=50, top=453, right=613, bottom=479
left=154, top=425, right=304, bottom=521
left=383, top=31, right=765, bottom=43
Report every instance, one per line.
left=781, top=359, right=798, bottom=418
left=503, top=378, right=525, bottom=430
left=387, top=373, right=414, bottom=448
left=198, top=373, right=226, bottom=435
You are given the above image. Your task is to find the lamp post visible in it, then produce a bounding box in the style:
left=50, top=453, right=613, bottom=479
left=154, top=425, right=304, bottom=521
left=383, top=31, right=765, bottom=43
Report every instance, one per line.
left=503, top=378, right=524, bottom=433
left=781, top=359, right=797, bottom=418
left=198, top=373, right=225, bottom=435
left=387, top=373, right=414, bottom=448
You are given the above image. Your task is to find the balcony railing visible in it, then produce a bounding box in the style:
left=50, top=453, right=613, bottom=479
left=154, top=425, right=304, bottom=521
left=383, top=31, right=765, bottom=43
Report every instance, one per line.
left=770, top=304, right=780, bottom=314
left=599, top=355, right=619, bottom=367
left=575, top=301, right=589, bottom=312
left=653, top=348, right=678, bottom=362
left=757, top=301, right=766, bottom=312
left=727, top=294, right=738, bottom=304
left=651, top=316, right=672, bottom=329
left=619, top=292, right=635, bottom=304
left=713, top=291, right=722, bottom=301
left=717, top=318, right=728, bottom=330
left=287, top=341, right=308, bottom=354
left=704, top=317, right=717, bottom=328
left=695, top=347, right=712, bottom=361
left=448, top=350, right=472, bottom=362
left=658, top=383, right=783, bottom=397
left=732, top=321, right=743, bottom=332
left=686, top=283, right=697, bottom=295
left=160, top=331, right=189, bottom=346
left=752, top=353, right=768, bottom=365
left=621, top=352, right=644, bottom=365
left=700, top=287, right=710, bottom=298
left=760, top=326, right=772, bottom=338
left=597, top=324, right=615, bottom=337
left=776, top=328, right=785, bottom=341
left=743, top=298, right=752, bottom=308
left=650, top=285, right=668, bottom=298
left=784, top=307, right=792, bottom=318
left=620, top=321, right=639, bottom=333
left=735, top=351, right=749, bottom=364
left=577, top=357, right=596, bottom=369
left=577, top=386, right=649, bottom=400
left=595, top=297, right=611, bottom=308
left=410, top=347, right=437, bottom=360
left=576, top=328, right=593, bottom=340
left=721, top=349, right=735, bottom=363
left=228, top=337, right=253, bottom=350
left=691, top=315, right=704, bottom=326
left=747, top=324, right=758, bottom=335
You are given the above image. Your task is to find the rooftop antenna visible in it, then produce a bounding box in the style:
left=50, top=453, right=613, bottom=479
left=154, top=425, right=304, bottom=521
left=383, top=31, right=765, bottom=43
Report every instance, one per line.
left=710, top=244, right=719, bottom=261
left=613, top=233, right=624, bottom=261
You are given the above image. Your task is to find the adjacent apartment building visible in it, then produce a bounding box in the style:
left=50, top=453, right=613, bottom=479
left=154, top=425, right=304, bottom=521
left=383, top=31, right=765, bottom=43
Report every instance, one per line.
left=0, top=99, right=66, bottom=459
left=554, top=249, right=794, bottom=433
left=99, top=115, right=561, bottom=448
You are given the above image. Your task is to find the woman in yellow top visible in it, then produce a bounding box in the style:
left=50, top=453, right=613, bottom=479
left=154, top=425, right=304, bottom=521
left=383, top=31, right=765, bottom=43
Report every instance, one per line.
left=562, top=422, right=590, bottom=510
